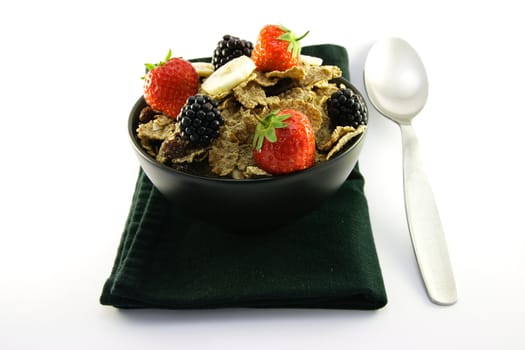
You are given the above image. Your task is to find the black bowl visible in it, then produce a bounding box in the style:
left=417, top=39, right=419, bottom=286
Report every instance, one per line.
left=128, top=78, right=367, bottom=231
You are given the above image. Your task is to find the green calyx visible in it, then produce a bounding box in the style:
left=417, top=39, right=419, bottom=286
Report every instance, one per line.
left=277, top=25, right=309, bottom=58
left=141, top=49, right=172, bottom=79
left=253, top=110, right=291, bottom=151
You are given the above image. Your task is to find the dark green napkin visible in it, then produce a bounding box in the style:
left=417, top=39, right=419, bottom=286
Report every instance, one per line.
left=100, top=44, right=387, bottom=310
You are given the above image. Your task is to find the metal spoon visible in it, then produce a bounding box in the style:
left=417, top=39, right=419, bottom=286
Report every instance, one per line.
left=364, top=37, right=457, bottom=305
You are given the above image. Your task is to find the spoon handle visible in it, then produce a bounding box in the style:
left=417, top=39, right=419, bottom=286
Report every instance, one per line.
left=399, top=124, right=457, bottom=305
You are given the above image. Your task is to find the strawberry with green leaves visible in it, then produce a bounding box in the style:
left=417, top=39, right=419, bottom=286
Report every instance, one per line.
left=252, top=109, right=316, bottom=175
left=143, top=49, right=200, bottom=118
left=251, top=25, right=309, bottom=72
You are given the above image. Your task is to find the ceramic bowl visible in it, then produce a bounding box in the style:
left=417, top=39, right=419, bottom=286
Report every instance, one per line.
left=128, top=77, right=367, bottom=231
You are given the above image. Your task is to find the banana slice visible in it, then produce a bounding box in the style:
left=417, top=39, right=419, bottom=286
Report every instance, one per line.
left=191, top=62, right=214, bottom=77
left=300, top=54, right=323, bottom=66
left=201, top=55, right=256, bottom=97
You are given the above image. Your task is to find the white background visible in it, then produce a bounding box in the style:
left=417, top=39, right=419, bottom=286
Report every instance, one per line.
left=1, top=0, right=524, bottom=349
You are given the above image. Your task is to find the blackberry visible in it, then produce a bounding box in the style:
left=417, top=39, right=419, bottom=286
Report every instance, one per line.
left=327, top=87, right=368, bottom=128
left=177, top=95, right=224, bottom=147
left=212, top=35, right=254, bottom=70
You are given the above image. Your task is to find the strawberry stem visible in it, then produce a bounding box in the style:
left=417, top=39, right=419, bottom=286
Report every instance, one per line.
left=142, top=49, right=173, bottom=79
left=296, top=30, right=310, bottom=42
left=252, top=110, right=291, bottom=151
left=277, top=27, right=309, bottom=58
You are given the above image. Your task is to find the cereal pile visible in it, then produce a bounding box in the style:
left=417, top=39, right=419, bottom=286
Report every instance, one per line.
left=135, top=26, right=367, bottom=179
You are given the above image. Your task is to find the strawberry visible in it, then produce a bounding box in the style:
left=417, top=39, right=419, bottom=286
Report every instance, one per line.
left=143, top=49, right=200, bottom=118
left=251, top=25, right=309, bottom=72
left=252, top=109, right=316, bottom=175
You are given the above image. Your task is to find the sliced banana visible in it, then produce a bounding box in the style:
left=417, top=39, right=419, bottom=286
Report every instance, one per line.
left=300, top=54, right=323, bottom=66
left=191, top=62, right=214, bottom=77
left=201, top=55, right=256, bottom=97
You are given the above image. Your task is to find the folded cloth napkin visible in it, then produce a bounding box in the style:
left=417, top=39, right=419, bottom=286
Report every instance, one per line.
left=100, top=44, right=387, bottom=310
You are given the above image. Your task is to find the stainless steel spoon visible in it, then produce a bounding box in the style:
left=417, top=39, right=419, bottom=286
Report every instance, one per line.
left=364, top=37, right=457, bottom=305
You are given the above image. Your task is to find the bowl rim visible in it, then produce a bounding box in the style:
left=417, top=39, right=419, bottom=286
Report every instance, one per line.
left=128, top=77, right=367, bottom=183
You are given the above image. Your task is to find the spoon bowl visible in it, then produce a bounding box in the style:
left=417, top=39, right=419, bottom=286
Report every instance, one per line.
left=364, top=37, right=428, bottom=123
left=364, top=37, right=457, bottom=305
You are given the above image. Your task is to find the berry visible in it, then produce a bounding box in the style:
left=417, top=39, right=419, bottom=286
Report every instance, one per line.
left=177, top=95, right=224, bottom=146
left=143, top=49, right=200, bottom=118
left=212, top=35, right=254, bottom=70
left=251, top=25, right=309, bottom=72
left=326, top=87, right=368, bottom=128
left=252, top=109, right=316, bottom=175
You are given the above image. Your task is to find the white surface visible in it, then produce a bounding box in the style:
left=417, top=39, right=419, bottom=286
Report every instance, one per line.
left=1, top=1, right=523, bottom=349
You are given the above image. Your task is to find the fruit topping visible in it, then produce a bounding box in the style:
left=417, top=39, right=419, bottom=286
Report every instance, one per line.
left=327, top=87, right=368, bottom=128
left=191, top=62, right=215, bottom=78
left=177, top=95, right=224, bottom=147
left=252, top=109, right=316, bottom=175
left=143, top=49, right=200, bottom=119
left=212, top=35, right=254, bottom=70
left=201, top=55, right=256, bottom=97
left=300, top=54, right=323, bottom=66
left=251, top=25, right=309, bottom=72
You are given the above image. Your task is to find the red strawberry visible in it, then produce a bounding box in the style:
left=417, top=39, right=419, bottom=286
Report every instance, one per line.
left=143, top=49, right=200, bottom=118
left=252, top=109, right=316, bottom=175
left=251, top=25, right=309, bottom=72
